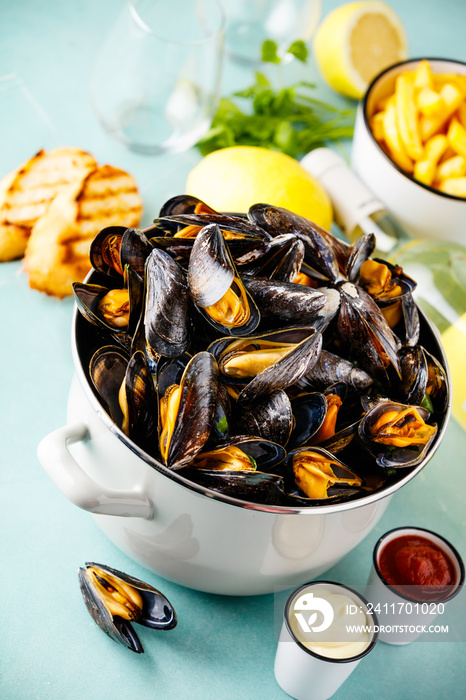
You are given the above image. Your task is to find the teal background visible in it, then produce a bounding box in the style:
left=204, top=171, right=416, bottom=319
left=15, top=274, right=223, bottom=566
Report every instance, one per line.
left=1, top=1, right=465, bottom=698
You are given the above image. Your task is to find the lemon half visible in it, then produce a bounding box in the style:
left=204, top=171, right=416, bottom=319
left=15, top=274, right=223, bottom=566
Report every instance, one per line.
left=314, top=1, right=408, bottom=100
left=185, top=146, right=333, bottom=229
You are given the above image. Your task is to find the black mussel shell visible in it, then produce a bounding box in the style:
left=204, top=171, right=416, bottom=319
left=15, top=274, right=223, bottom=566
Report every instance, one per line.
left=79, top=562, right=177, bottom=654
left=287, top=393, right=327, bottom=450
left=345, top=233, right=376, bottom=283
left=159, top=194, right=217, bottom=217
left=294, top=349, right=374, bottom=395
left=208, top=327, right=323, bottom=408
left=358, top=399, right=438, bottom=468
left=243, top=277, right=339, bottom=333
left=337, top=281, right=401, bottom=381
left=89, top=226, right=127, bottom=277
left=123, top=351, right=159, bottom=457
left=234, top=390, right=293, bottom=446
left=188, top=223, right=260, bottom=336
left=399, top=345, right=448, bottom=413
left=89, top=345, right=129, bottom=427
left=247, top=204, right=340, bottom=282
left=120, top=228, right=154, bottom=276
left=160, top=351, right=219, bottom=469
left=145, top=248, right=193, bottom=358
left=161, top=212, right=271, bottom=240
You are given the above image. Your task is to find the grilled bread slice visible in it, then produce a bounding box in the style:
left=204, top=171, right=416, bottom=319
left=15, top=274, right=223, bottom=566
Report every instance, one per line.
left=23, top=165, right=143, bottom=297
left=0, top=147, right=97, bottom=261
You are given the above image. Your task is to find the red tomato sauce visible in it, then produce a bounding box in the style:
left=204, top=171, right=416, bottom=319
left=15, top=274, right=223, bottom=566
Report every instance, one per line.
left=378, top=534, right=456, bottom=600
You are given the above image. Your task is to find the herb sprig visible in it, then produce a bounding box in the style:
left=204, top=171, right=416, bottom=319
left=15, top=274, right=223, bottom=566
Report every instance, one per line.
left=197, top=40, right=355, bottom=159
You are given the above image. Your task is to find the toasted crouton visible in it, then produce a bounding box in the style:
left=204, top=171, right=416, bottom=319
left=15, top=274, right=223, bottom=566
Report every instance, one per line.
left=0, top=147, right=97, bottom=261
left=23, top=165, right=143, bottom=297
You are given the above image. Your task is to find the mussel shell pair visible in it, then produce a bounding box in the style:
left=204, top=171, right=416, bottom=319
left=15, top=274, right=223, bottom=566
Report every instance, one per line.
left=179, top=436, right=287, bottom=505
left=358, top=399, right=437, bottom=468
left=79, top=562, right=176, bottom=653
left=90, top=226, right=154, bottom=277
left=208, top=326, right=323, bottom=407
left=399, top=345, right=448, bottom=412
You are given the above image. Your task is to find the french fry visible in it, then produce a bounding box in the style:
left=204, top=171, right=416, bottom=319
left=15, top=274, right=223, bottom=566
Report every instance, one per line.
left=413, top=134, right=448, bottom=186
left=438, top=176, right=466, bottom=196
left=436, top=154, right=466, bottom=181
left=394, top=75, right=424, bottom=159
left=370, top=112, right=385, bottom=142
left=447, top=117, right=466, bottom=158
left=416, top=87, right=445, bottom=118
left=420, top=83, right=463, bottom=140
left=382, top=97, right=414, bottom=172
left=413, top=60, right=434, bottom=90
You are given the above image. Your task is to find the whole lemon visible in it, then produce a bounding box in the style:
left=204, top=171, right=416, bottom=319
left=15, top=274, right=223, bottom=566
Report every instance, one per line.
left=185, top=146, right=333, bottom=229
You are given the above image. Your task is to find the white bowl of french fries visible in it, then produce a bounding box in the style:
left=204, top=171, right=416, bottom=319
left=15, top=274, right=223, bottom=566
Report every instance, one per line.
left=351, top=58, right=466, bottom=244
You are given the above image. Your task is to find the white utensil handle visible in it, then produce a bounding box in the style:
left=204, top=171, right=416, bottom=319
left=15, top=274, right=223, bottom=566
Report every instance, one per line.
left=37, top=422, right=153, bottom=519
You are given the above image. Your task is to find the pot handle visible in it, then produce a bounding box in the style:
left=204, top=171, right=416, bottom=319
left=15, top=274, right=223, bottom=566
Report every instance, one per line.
left=37, top=422, right=153, bottom=520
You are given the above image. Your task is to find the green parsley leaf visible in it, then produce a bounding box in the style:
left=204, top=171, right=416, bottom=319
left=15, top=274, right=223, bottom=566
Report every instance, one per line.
left=286, top=40, right=308, bottom=63
left=261, top=39, right=280, bottom=64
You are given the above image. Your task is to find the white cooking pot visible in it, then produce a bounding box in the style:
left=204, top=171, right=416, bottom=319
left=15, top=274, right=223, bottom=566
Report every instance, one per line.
left=38, top=286, right=450, bottom=596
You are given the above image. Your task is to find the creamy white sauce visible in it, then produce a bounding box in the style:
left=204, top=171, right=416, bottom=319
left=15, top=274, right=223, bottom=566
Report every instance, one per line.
left=288, top=587, right=371, bottom=659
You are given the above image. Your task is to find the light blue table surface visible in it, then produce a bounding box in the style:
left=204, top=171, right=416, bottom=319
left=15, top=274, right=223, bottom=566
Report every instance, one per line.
left=1, top=1, right=465, bottom=698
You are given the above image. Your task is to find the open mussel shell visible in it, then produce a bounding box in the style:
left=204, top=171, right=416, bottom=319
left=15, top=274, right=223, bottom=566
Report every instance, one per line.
left=145, top=248, right=193, bottom=358
left=247, top=203, right=340, bottom=282
left=233, top=390, right=293, bottom=446
left=337, top=281, right=401, bottom=381
left=121, top=350, right=159, bottom=457
left=358, top=399, right=438, bottom=469
left=89, top=345, right=129, bottom=428
left=161, top=211, right=271, bottom=241
left=208, top=326, right=323, bottom=408
left=287, top=392, right=327, bottom=450
left=345, top=233, right=376, bottom=283
left=159, top=351, right=219, bottom=469
left=358, top=257, right=417, bottom=304
left=188, top=223, right=260, bottom=337
left=399, top=345, right=448, bottom=413
left=241, top=234, right=304, bottom=281
left=89, top=226, right=127, bottom=277
left=243, top=277, right=339, bottom=332
left=78, top=562, right=177, bottom=654
left=179, top=437, right=286, bottom=505
left=281, top=447, right=364, bottom=505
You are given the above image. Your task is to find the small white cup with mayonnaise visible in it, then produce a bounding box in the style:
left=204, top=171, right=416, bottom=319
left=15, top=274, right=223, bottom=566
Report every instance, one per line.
left=274, top=581, right=378, bottom=700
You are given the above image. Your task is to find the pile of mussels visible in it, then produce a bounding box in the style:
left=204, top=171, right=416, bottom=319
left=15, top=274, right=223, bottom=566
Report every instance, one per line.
left=73, top=196, right=448, bottom=507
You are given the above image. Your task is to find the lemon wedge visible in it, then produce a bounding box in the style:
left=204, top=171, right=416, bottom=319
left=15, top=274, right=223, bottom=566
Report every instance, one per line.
left=186, top=146, right=333, bottom=229
left=313, top=1, right=408, bottom=100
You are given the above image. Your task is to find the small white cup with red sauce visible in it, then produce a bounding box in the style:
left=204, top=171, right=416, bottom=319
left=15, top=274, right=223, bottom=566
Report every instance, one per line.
left=367, top=526, right=464, bottom=644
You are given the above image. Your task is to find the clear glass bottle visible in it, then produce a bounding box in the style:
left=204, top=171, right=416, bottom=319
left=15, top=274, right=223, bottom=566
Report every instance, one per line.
left=301, top=147, right=466, bottom=431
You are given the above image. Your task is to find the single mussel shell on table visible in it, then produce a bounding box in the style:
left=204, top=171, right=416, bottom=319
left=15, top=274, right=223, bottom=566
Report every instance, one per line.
left=144, top=248, right=193, bottom=359
left=89, top=225, right=127, bottom=276
left=233, top=389, right=293, bottom=446
left=358, top=399, right=438, bottom=468
left=336, top=281, right=401, bottom=382
left=247, top=203, right=340, bottom=283
left=78, top=562, right=177, bottom=654
left=243, top=277, right=340, bottom=333
left=280, top=446, right=364, bottom=505
left=399, top=345, right=448, bottom=413
left=208, top=326, right=323, bottom=408
left=187, top=223, right=260, bottom=337
left=158, top=351, right=219, bottom=469
left=179, top=437, right=286, bottom=505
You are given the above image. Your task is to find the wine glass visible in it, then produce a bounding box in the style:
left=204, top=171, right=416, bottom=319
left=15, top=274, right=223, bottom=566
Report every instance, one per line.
left=91, top=0, right=224, bottom=155
left=221, top=0, right=321, bottom=66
